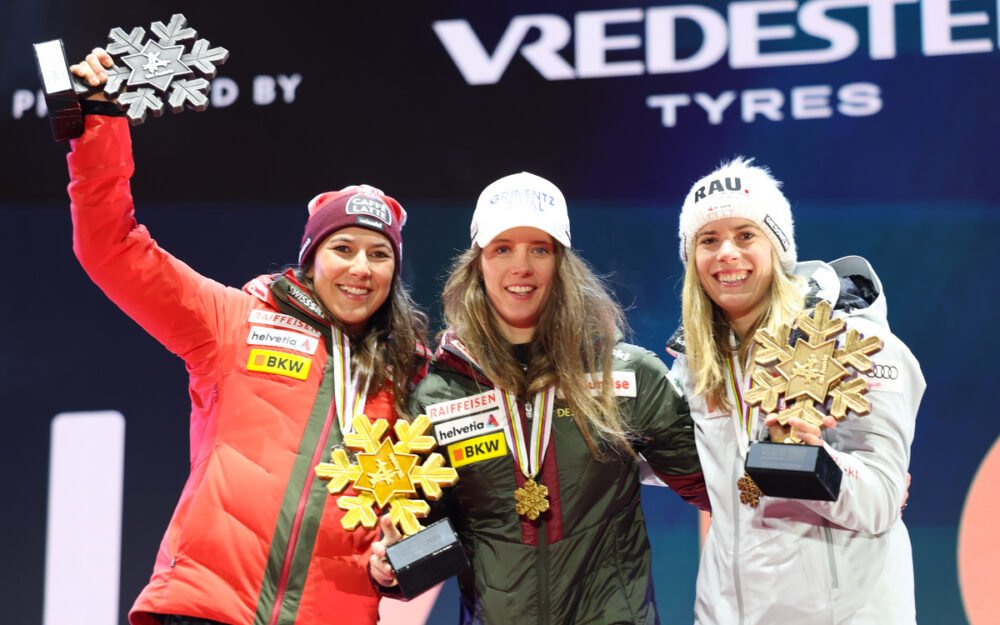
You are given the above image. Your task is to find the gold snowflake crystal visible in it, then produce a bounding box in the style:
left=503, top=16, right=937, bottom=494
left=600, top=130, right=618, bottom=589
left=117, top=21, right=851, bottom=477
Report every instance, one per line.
left=744, top=300, right=883, bottom=443
left=514, top=478, right=550, bottom=520
left=315, top=414, right=457, bottom=536
left=737, top=472, right=762, bottom=507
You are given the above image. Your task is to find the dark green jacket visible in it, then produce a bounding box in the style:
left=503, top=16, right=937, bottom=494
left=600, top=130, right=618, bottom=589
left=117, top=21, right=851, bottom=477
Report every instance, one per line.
left=409, top=334, right=707, bottom=625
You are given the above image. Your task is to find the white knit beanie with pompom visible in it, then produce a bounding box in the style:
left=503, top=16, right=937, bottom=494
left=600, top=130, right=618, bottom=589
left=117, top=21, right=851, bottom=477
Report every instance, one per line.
left=678, top=157, right=796, bottom=273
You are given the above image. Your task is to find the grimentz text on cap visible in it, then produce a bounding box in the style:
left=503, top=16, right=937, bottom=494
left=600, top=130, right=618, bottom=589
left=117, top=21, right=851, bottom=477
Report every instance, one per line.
left=491, top=188, right=556, bottom=211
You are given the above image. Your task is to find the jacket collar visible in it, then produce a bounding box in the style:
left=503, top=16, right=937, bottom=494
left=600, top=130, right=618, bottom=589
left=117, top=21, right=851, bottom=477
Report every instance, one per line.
left=433, top=330, right=494, bottom=386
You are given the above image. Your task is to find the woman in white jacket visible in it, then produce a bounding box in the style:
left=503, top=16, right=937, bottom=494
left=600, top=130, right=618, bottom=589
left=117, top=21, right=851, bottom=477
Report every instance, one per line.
left=666, top=157, right=924, bottom=625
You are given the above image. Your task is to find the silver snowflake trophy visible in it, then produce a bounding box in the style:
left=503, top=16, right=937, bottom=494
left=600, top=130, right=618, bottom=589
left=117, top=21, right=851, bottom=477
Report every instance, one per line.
left=101, top=15, right=228, bottom=124
left=33, top=14, right=228, bottom=140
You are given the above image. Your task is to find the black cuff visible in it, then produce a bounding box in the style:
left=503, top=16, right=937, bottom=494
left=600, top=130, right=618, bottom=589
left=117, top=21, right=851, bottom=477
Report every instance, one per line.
left=81, top=99, right=125, bottom=117
left=368, top=565, right=407, bottom=599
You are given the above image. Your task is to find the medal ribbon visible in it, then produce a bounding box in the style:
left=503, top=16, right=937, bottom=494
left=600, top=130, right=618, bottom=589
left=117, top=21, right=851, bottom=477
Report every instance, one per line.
left=497, top=386, right=555, bottom=479
left=725, top=353, right=757, bottom=458
left=331, top=327, right=369, bottom=434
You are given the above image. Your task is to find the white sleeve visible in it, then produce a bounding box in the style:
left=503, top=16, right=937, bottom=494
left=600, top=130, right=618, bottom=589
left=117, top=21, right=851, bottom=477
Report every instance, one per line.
left=798, top=321, right=925, bottom=534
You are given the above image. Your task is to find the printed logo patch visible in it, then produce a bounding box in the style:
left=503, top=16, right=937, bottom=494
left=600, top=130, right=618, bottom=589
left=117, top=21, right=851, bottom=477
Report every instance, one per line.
left=287, top=285, right=325, bottom=319
left=489, top=187, right=557, bottom=211
left=447, top=431, right=507, bottom=468
left=247, top=326, right=320, bottom=355
left=354, top=215, right=386, bottom=231
left=426, top=389, right=500, bottom=422
left=346, top=194, right=393, bottom=226
left=585, top=371, right=637, bottom=397
left=861, top=360, right=904, bottom=394
left=434, top=412, right=503, bottom=445
left=245, top=277, right=271, bottom=303
left=665, top=371, right=684, bottom=395
left=247, top=348, right=311, bottom=380
left=764, top=214, right=790, bottom=252
left=693, top=176, right=743, bottom=203
left=298, top=236, right=313, bottom=264
left=248, top=310, right=321, bottom=337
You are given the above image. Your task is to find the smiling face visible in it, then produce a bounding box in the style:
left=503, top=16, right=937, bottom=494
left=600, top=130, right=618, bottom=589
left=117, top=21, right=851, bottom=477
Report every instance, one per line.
left=308, top=226, right=395, bottom=333
left=694, top=217, right=775, bottom=339
left=479, top=226, right=557, bottom=344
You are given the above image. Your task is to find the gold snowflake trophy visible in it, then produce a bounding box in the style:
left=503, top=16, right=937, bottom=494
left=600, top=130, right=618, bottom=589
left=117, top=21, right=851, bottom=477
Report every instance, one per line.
left=743, top=300, right=882, bottom=501
left=315, top=414, right=468, bottom=598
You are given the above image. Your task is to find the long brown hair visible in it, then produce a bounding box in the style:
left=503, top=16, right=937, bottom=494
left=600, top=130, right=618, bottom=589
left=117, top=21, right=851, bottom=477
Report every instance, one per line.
left=441, top=244, right=634, bottom=458
left=297, top=269, right=428, bottom=418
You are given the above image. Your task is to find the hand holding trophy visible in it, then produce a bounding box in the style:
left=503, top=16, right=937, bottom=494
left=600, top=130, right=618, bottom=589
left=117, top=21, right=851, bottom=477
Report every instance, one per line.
left=315, top=414, right=469, bottom=598
left=33, top=13, right=228, bottom=140
left=741, top=300, right=883, bottom=503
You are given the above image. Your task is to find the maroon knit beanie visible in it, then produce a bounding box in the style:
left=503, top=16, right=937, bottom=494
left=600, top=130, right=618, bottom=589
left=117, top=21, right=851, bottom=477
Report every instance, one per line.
left=298, top=184, right=406, bottom=274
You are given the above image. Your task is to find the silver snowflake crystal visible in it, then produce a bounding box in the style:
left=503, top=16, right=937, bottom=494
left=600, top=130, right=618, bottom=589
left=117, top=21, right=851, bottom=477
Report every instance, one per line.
left=99, top=14, right=228, bottom=124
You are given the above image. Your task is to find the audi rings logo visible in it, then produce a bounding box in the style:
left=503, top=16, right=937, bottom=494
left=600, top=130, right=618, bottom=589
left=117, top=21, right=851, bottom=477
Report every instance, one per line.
left=865, top=364, right=899, bottom=380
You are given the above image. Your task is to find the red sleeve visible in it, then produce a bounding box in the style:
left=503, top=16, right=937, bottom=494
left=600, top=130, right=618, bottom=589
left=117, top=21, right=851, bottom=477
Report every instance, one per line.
left=67, top=115, right=247, bottom=371
left=411, top=344, right=433, bottom=387
left=656, top=470, right=711, bottom=512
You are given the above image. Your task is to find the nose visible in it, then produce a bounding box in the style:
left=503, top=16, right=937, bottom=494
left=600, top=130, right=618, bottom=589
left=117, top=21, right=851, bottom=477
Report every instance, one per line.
left=509, top=247, right=534, bottom=275
left=717, top=238, right=739, bottom=262
left=349, top=251, right=372, bottom=277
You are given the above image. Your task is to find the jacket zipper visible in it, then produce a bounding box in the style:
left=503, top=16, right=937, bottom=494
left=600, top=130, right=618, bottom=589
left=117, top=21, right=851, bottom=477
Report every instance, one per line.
left=732, top=462, right=746, bottom=625
left=822, top=520, right=840, bottom=589
left=267, top=370, right=336, bottom=625
left=538, top=515, right=550, bottom=625
left=519, top=396, right=551, bottom=625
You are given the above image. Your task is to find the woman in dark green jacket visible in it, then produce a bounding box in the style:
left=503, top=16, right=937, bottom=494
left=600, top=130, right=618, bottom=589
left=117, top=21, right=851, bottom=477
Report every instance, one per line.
left=372, top=172, right=708, bottom=624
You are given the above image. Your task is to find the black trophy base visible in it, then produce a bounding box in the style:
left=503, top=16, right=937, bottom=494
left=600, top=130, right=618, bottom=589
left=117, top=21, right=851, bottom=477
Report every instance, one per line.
left=385, top=517, right=469, bottom=599
left=33, top=39, right=88, bottom=142
left=745, top=441, right=843, bottom=501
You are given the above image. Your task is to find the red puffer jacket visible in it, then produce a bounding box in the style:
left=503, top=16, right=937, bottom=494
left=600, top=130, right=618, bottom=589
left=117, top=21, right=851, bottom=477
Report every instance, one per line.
left=68, top=115, right=416, bottom=625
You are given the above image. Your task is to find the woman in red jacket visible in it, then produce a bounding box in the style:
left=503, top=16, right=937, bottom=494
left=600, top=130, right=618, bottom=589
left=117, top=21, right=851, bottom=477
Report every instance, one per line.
left=70, top=49, right=427, bottom=625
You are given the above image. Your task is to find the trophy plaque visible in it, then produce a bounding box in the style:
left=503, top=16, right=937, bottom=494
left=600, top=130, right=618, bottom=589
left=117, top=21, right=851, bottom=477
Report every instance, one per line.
left=743, top=300, right=883, bottom=501
left=33, top=13, right=228, bottom=140
left=315, top=415, right=469, bottom=598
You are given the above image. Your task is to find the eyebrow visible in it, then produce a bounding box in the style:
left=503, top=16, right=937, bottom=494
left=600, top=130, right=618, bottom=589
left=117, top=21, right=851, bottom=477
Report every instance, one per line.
left=328, top=235, right=393, bottom=249
left=491, top=238, right=554, bottom=246
left=698, top=222, right=760, bottom=237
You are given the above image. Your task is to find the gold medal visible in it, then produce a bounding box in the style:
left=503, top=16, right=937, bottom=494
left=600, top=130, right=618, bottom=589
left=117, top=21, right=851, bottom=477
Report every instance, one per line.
left=499, top=386, right=555, bottom=521
left=514, top=478, right=550, bottom=520
left=737, top=472, right=762, bottom=507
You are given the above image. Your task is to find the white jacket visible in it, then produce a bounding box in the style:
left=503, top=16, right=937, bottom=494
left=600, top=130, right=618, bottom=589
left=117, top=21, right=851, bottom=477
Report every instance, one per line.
left=668, top=256, right=925, bottom=625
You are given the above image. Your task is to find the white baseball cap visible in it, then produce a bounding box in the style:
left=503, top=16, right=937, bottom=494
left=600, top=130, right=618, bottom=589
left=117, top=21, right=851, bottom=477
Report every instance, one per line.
left=470, top=172, right=571, bottom=248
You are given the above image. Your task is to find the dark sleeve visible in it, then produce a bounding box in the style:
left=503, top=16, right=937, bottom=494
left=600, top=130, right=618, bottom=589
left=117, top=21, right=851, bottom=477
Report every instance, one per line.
left=370, top=571, right=407, bottom=600
left=371, top=372, right=449, bottom=601
left=631, top=350, right=710, bottom=511
left=81, top=100, right=125, bottom=117
left=408, top=371, right=457, bottom=524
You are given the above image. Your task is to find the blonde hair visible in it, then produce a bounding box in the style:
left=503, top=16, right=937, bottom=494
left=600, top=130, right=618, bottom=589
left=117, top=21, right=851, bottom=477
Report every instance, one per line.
left=441, top=244, right=635, bottom=458
left=681, top=244, right=803, bottom=411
